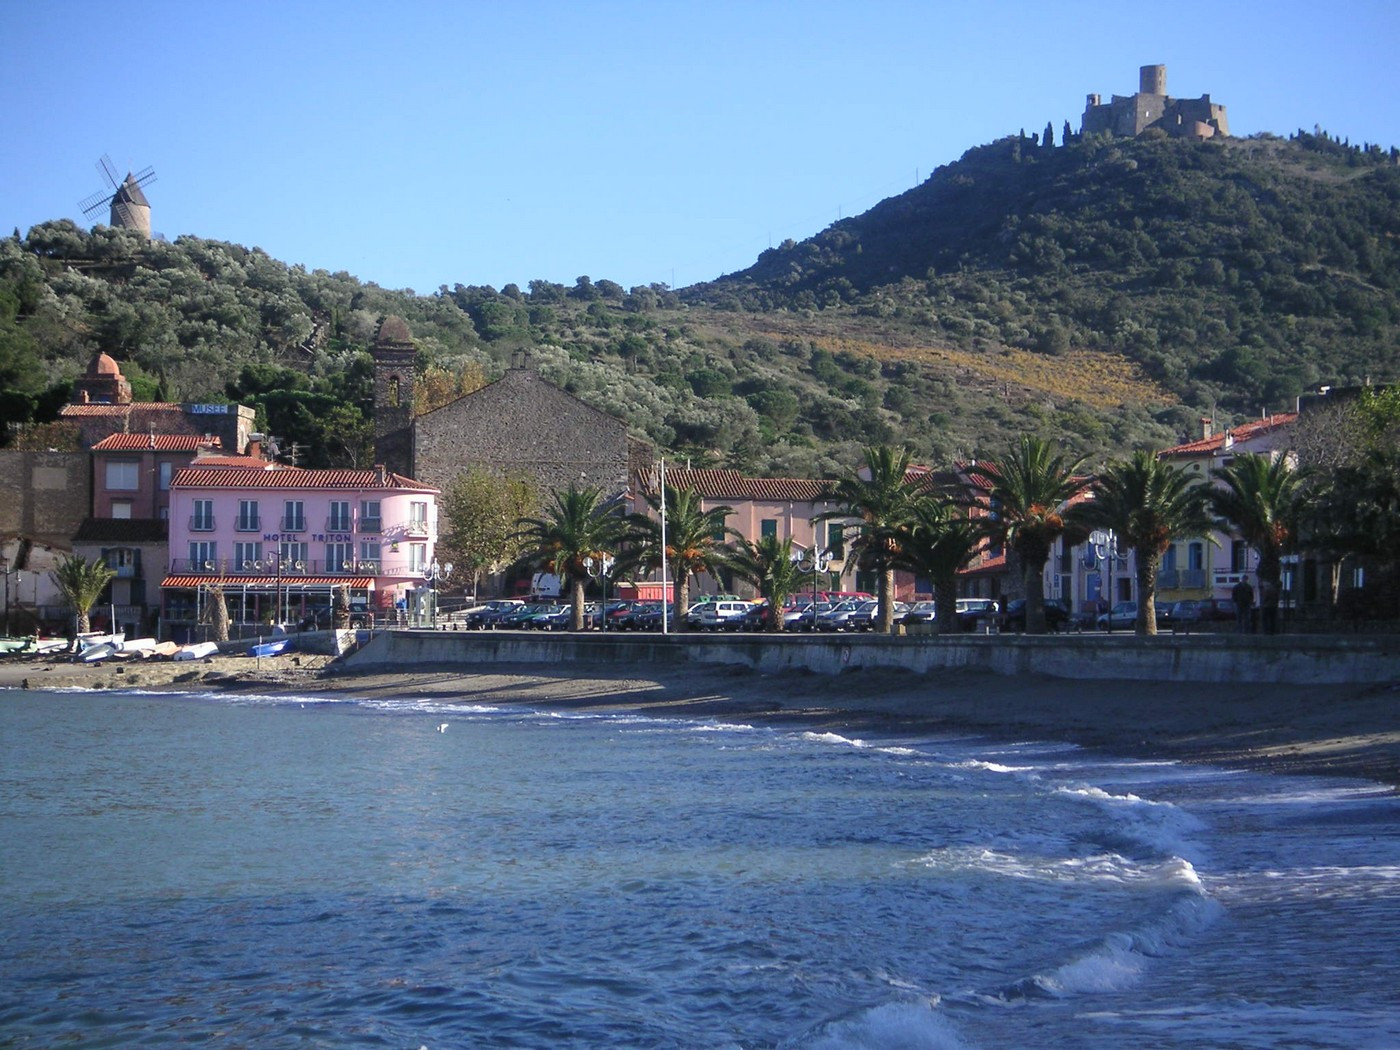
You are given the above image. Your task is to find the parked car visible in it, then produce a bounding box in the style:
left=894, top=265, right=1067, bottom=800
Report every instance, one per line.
left=629, top=603, right=675, bottom=631
left=464, top=599, right=524, bottom=629
left=955, top=597, right=1000, bottom=630
left=848, top=600, right=910, bottom=630
left=782, top=601, right=815, bottom=630
left=902, top=600, right=938, bottom=625
left=790, top=601, right=832, bottom=631
left=697, top=600, right=753, bottom=630
left=1095, top=601, right=1139, bottom=630
left=1000, top=598, right=1072, bottom=633
left=499, top=602, right=553, bottom=628
left=521, top=604, right=571, bottom=630
left=815, top=599, right=866, bottom=631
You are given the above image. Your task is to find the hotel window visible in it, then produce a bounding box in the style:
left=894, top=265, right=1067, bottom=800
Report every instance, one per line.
left=282, top=500, right=306, bottom=532
left=189, top=541, right=217, bottom=568
left=234, top=542, right=263, bottom=570
left=191, top=499, right=214, bottom=531
left=409, top=501, right=429, bottom=531
left=279, top=541, right=308, bottom=567
left=760, top=519, right=778, bottom=539
left=360, top=500, right=381, bottom=532
left=106, top=460, right=139, bottom=491
left=328, top=500, right=351, bottom=532
left=409, top=542, right=428, bottom=572
left=359, top=540, right=381, bottom=571
left=327, top=541, right=355, bottom=572
left=236, top=499, right=260, bottom=532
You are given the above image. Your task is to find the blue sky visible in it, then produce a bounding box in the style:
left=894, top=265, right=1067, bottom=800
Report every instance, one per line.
left=5, top=0, right=1398, bottom=294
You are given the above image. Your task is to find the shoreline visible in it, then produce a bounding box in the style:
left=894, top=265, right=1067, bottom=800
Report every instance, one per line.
left=3, top=653, right=1397, bottom=790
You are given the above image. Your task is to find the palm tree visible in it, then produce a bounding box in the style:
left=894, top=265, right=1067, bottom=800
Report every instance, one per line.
left=967, top=436, right=1087, bottom=635
left=1210, top=453, right=1303, bottom=628
left=821, top=445, right=924, bottom=634
left=49, top=554, right=116, bottom=638
left=898, top=497, right=984, bottom=635
left=1076, top=450, right=1216, bottom=635
left=514, top=484, right=628, bottom=631
left=731, top=533, right=803, bottom=630
left=623, top=485, right=737, bottom=630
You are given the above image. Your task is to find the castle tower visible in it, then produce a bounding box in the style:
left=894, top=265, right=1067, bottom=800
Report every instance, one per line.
left=110, top=174, right=152, bottom=240
left=371, top=315, right=417, bottom=476
left=1139, top=64, right=1166, bottom=96
left=71, top=351, right=133, bottom=405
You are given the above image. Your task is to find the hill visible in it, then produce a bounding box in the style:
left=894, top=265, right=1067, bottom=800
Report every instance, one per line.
left=3, top=129, right=1398, bottom=474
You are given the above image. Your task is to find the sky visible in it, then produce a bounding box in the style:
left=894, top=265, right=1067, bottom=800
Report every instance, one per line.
left=5, top=0, right=1399, bottom=295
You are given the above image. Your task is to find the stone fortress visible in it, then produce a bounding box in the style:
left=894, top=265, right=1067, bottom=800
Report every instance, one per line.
left=1082, top=64, right=1229, bottom=140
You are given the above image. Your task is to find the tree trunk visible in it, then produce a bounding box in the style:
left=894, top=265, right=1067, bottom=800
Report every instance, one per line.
left=570, top=575, right=587, bottom=631
left=878, top=566, right=896, bottom=634
left=933, top=571, right=960, bottom=636
left=673, top=574, right=690, bottom=631
left=1135, top=553, right=1158, bottom=636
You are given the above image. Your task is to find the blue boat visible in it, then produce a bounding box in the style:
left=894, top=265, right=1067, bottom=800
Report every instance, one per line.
left=247, top=638, right=293, bottom=658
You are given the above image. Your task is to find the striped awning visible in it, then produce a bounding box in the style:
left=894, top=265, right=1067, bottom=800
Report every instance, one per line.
left=161, top=576, right=376, bottom=588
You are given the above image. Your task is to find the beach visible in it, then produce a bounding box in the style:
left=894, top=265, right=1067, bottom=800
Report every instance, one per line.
left=3, top=651, right=1396, bottom=789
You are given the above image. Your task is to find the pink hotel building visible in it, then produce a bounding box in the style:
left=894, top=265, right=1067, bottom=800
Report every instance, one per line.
left=163, top=464, right=440, bottom=631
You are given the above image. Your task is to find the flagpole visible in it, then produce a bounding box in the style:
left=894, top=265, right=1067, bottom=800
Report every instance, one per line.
left=659, top=457, right=669, bottom=635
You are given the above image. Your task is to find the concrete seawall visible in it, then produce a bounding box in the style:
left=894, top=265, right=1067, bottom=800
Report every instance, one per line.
left=340, top=630, right=1400, bottom=686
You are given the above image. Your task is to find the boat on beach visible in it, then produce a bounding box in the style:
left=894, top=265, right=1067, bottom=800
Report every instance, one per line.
left=248, top=637, right=293, bottom=658
left=173, top=641, right=220, bottom=661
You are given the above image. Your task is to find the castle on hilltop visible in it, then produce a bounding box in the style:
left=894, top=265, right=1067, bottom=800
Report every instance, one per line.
left=1082, top=65, right=1229, bottom=140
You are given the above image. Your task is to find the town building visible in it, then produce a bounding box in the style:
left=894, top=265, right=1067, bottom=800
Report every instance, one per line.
left=370, top=317, right=650, bottom=500
left=1082, top=64, right=1229, bottom=140
left=161, top=463, right=440, bottom=639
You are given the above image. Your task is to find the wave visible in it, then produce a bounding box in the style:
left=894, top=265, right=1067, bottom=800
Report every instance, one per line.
left=781, top=998, right=970, bottom=1050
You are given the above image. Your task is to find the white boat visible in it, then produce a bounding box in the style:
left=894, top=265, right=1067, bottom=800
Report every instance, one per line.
left=173, top=641, right=220, bottom=661
left=119, top=637, right=158, bottom=656
left=80, top=642, right=117, bottom=663
left=77, top=631, right=125, bottom=652
left=248, top=637, right=293, bottom=658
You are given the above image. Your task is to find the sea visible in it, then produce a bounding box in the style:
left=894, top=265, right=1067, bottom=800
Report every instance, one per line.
left=1, top=685, right=1397, bottom=1050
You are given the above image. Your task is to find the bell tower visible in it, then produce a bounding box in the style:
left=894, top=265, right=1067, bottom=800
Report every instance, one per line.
left=371, top=315, right=416, bottom=476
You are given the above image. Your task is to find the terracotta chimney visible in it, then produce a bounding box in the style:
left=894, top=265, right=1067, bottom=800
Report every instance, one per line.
left=1200, top=417, right=1212, bottom=441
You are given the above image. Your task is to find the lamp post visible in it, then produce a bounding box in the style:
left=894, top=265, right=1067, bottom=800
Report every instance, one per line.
left=423, top=559, right=453, bottom=628
left=585, top=554, right=614, bottom=630
left=795, top=541, right=833, bottom=631
left=1091, top=529, right=1119, bottom=632
left=1, top=553, right=10, bottom=638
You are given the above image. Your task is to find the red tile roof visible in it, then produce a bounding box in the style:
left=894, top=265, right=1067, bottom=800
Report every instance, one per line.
left=191, top=455, right=277, bottom=468
left=170, top=466, right=438, bottom=492
left=59, top=402, right=185, bottom=417
left=663, top=468, right=838, bottom=503
left=1158, top=414, right=1298, bottom=457
left=92, top=433, right=221, bottom=452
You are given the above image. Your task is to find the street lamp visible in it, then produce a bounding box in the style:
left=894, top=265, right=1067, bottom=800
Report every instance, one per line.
left=585, top=554, right=614, bottom=630
left=1, top=553, right=11, bottom=638
left=1090, top=529, right=1119, bottom=632
left=423, top=559, right=454, bottom=628
left=794, top=542, right=833, bottom=631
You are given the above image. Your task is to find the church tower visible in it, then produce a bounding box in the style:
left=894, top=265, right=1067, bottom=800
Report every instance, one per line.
left=371, top=315, right=416, bottom=476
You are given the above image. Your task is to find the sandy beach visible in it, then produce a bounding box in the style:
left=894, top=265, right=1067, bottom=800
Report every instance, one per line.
left=3, top=650, right=1397, bottom=790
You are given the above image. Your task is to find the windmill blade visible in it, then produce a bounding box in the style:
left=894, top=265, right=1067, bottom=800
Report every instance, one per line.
left=98, top=154, right=120, bottom=188
left=80, top=188, right=116, bottom=218
left=132, top=165, right=157, bottom=188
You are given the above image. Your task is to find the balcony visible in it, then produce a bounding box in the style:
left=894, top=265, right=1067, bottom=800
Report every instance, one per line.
left=189, top=516, right=216, bottom=532
left=168, top=557, right=386, bottom=576
left=404, top=517, right=430, bottom=538
left=359, top=517, right=382, bottom=534
left=279, top=517, right=307, bottom=533
left=234, top=517, right=261, bottom=533
left=326, top=517, right=353, bottom=533
left=1157, top=569, right=1207, bottom=590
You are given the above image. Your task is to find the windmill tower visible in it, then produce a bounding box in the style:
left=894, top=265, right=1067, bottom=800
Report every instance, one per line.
left=79, top=154, right=156, bottom=239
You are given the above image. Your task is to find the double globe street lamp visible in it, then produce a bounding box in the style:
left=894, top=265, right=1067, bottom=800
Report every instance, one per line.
left=584, top=554, right=615, bottom=630
left=423, top=559, right=454, bottom=628
left=791, top=543, right=833, bottom=631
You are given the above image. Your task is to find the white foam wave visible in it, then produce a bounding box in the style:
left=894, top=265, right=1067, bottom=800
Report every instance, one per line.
left=1056, top=783, right=1208, bottom=861
left=782, top=998, right=969, bottom=1050
left=802, top=731, right=867, bottom=748
left=992, top=893, right=1221, bottom=1002
left=910, top=846, right=1203, bottom=892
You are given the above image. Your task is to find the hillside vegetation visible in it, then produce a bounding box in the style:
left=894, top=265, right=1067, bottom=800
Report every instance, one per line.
left=2, top=129, right=1397, bottom=474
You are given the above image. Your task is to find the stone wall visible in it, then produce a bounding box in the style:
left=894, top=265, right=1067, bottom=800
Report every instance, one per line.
left=0, top=451, right=90, bottom=548
left=411, top=367, right=635, bottom=497
left=344, top=629, right=1400, bottom=686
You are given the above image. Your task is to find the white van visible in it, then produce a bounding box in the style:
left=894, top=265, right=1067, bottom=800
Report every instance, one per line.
left=697, top=601, right=751, bottom=630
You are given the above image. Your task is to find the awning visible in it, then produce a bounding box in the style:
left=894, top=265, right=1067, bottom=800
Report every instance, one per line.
left=161, top=576, right=376, bottom=588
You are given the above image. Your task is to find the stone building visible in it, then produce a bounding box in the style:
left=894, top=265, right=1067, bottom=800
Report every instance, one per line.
left=371, top=317, right=649, bottom=499
left=1082, top=64, right=1229, bottom=140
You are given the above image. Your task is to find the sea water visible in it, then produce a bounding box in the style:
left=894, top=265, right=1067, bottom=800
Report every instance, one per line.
left=0, top=687, right=1396, bottom=1049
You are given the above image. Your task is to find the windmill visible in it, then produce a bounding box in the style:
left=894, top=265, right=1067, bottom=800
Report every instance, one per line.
left=79, top=154, right=156, bottom=239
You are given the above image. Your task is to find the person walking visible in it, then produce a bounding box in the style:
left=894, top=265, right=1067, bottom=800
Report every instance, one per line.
left=1232, top=576, right=1255, bottom=633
